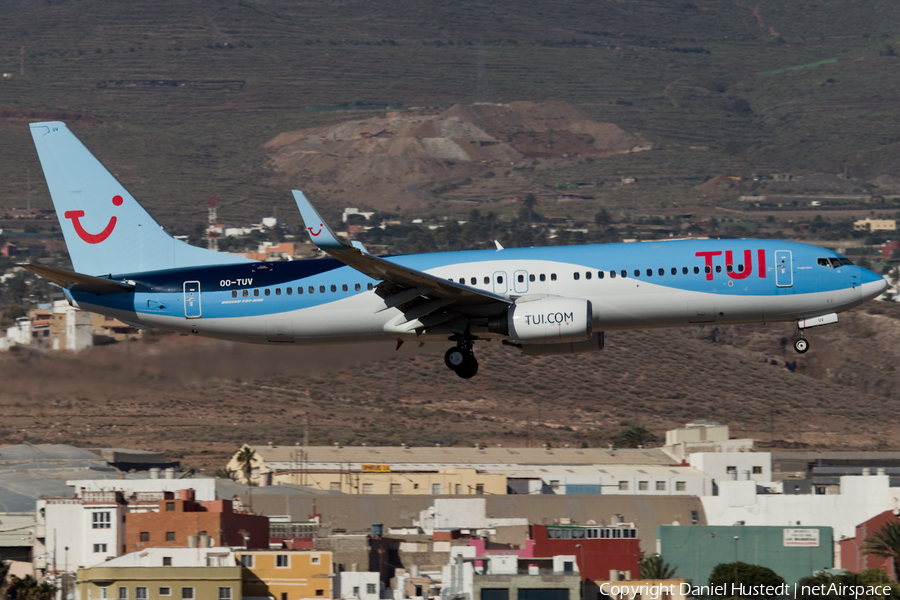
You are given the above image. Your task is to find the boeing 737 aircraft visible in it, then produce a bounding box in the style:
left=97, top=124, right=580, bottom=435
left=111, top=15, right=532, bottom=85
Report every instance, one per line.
left=24, top=121, right=888, bottom=378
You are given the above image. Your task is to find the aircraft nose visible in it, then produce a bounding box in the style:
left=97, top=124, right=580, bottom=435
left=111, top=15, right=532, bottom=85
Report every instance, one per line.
left=860, top=270, right=890, bottom=301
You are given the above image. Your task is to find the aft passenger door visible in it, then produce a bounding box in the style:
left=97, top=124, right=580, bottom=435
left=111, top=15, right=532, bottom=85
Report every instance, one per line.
left=183, top=281, right=202, bottom=318
left=493, top=271, right=508, bottom=294
left=775, top=251, right=793, bottom=287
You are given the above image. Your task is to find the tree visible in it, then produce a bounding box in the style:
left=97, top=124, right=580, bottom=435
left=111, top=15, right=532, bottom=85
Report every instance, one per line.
left=9, top=574, right=56, bottom=600
left=614, top=424, right=658, bottom=448
left=639, top=555, right=676, bottom=579
left=522, top=193, right=538, bottom=223
left=235, top=445, right=257, bottom=484
left=708, top=562, right=784, bottom=600
left=215, top=468, right=238, bottom=481
left=863, top=520, right=900, bottom=581
left=0, top=554, right=10, bottom=600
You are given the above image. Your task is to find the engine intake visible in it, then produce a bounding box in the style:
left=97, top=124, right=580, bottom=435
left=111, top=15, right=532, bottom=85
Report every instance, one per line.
left=489, top=297, right=593, bottom=344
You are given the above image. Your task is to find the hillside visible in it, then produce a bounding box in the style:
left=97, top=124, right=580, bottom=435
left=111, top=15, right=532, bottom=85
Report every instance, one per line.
left=265, top=101, right=651, bottom=209
left=2, top=0, right=900, bottom=229
left=1, top=305, right=898, bottom=472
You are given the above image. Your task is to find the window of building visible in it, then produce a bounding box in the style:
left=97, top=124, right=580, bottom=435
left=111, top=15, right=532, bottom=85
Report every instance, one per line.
left=726, top=466, right=737, bottom=474
left=166, top=532, right=175, bottom=542
left=362, top=483, right=374, bottom=494
left=94, top=543, right=107, bottom=553
left=618, top=481, right=629, bottom=491
left=563, top=561, right=574, bottom=573
left=312, top=556, right=320, bottom=564
left=638, top=481, right=648, bottom=491
left=330, top=482, right=341, bottom=491
left=455, top=484, right=461, bottom=494
left=367, top=584, right=377, bottom=595
left=656, top=481, right=666, bottom=491
left=93, top=512, right=111, bottom=529
left=163, top=557, right=172, bottom=566
left=241, top=555, right=254, bottom=568
left=218, top=588, right=232, bottom=600
left=691, top=510, right=699, bottom=524
left=752, top=466, right=763, bottom=474
left=118, top=587, right=127, bottom=600
left=353, top=587, right=360, bottom=597
left=100, top=587, right=108, bottom=600
left=136, top=588, right=148, bottom=600
left=676, top=481, right=686, bottom=492
left=281, top=594, right=288, bottom=600
left=181, top=588, right=194, bottom=600
left=140, top=532, right=149, bottom=542
left=316, top=591, right=324, bottom=597
left=432, top=483, right=442, bottom=495
left=277, top=555, right=290, bottom=568
left=390, top=483, right=402, bottom=494
left=159, top=589, right=171, bottom=597
left=476, top=483, right=484, bottom=495
left=166, top=502, right=175, bottom=512
left=549, top=480, right=560, bottom=490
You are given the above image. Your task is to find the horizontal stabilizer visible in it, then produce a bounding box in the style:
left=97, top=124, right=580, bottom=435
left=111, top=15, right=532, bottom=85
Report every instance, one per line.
left=21, top=263, right=135, bottom=294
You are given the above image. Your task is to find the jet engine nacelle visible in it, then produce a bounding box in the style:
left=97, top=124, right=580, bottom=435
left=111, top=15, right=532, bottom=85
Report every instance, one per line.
left=490, top=297, right=593, bottom=344
left=521, top=332, right=605, bottom=356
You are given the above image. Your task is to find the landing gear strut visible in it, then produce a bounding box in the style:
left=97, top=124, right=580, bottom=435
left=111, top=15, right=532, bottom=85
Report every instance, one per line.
left=445, top=339, right=478, bottom=379
left=794, top=330, right=809, bottom=354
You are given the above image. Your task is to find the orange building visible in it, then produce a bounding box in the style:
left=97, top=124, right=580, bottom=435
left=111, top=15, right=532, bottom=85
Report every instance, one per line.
left=235, top=550, right=333, bottom=600
left=125, top=490, right=268, bottom=552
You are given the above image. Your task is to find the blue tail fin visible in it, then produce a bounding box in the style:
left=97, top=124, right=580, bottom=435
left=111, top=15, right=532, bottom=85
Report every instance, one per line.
left=29, top=122, right=251, bottom=276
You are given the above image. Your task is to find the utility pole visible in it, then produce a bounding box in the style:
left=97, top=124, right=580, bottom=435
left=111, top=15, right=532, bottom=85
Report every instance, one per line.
left=20, top=46, right=25, bottom=77
left=27, top=168, right=31, bottom=210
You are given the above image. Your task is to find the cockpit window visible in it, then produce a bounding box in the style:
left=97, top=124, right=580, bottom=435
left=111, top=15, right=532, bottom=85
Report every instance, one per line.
left=839, top=258, right=853, bottom=266
left=830, top=258, right=842, bottom=268
left=818, top=258, right=831, bottom=267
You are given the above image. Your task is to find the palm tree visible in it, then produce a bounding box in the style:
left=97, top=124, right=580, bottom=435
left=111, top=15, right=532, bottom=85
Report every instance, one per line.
left=614, top=424, right=658, bottom=449
left=639, top=555, right=677, bottom=579
left=235, top=446, right=257, bottom=484
left=863, top=520, right=900, bottom=581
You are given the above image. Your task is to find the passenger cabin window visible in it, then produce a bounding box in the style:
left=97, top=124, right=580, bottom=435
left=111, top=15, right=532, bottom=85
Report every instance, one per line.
left=459, top=278, right=465, bottom=284
left=484, top=276, right=490, bottom=284
left=634, top=269, right=640, bottom=277
left=683, top=267, right=689, bottom=274
left=621, top=270, right=627, bottom=278
left=287, top=288, right=292, bottom=295
left=253, top=289, right=260, bottom=297
left=496, top=275, right=503, bottom=284
left=529, top=274, right=535, bottom=282
left=471, top=277, right=477, bottom=285
left=367, top=283, right=374, bottom=290
left=320, top=285, right=326, bottom=293
left=574, top=272, right=580, bottom=280
left=355, top=283, right=361, bottom=291
left=540, top=274, right=546, bottom=282
left=275, top=288, right=281, bottom=295
left=646, top=268, right=652, bottom=277
left=585, top=271, right=592, bottom=280
left=610, top=271, right=616, bottom=279
left=231, top=290, right=237, bottom=298
left=704, top=266, right=710, bottom=274
left=726, top=264, right=733, bottom=273
left=671, top=267, right=677, bottom=275
left=329, top=284, right=335, bottom=292
left=265, top=288, right=271, bottom=296
left=598, top=271, right=604, bottom=279
left=518, top=274, right=525, bottom=283
left=243, top=290, right=249, bottom=297
left=342, top=284, right=348, bottom=291
left=309, top=286, right=315, bottom=294
left=659, top=268, right=664, bottom=276
left=715, top=265, right=722, bottom=273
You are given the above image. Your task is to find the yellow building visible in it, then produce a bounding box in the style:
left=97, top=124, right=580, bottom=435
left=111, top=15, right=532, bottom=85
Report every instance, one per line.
left=854, top=218, right=897, bottom=232
left=77, top=566, right=242, bottom=600
left=275, top=467, right=506, bottom=495
left=236, top=550, right=332, bottom=600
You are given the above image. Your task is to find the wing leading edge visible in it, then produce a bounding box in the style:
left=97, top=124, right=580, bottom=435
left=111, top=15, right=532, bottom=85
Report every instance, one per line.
left=292, top=190, right=511, bottom=331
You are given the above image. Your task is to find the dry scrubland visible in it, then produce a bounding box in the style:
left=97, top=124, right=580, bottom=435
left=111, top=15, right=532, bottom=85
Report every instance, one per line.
left=0, top=306, right=897, bottom=472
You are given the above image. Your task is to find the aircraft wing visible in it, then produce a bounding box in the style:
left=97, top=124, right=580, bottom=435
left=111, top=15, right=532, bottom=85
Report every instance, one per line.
left=292, top=191, right=512, bottom=318
left=21, top=263, right=135, bottom=295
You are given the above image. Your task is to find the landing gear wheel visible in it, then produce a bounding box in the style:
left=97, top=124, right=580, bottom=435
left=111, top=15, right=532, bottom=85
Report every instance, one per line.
left=455, top=355, right=479, bottom=379
left=445, top=347, right=467, bottom=370
left=794, top=338, right=809, bottom=354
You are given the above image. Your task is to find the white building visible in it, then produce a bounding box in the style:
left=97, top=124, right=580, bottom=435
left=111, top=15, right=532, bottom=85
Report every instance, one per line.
left=37, top=491, right=127, bottom=573
left=338, top=571, right=382, bottom=600
left=100, top=547, right=235, bottom=567
left=70, top=477, right=218, bottom=501
left=502, top=465, right=711, bottom=496
left=701, top=474, right=900, bottom=542
left=690, top=452, right=772, bottom=486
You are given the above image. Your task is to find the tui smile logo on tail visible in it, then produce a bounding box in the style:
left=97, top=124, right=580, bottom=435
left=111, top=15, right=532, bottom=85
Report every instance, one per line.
left=308, top=223, right=323, bottom=237
left=64, top=195, right=123, bottom=244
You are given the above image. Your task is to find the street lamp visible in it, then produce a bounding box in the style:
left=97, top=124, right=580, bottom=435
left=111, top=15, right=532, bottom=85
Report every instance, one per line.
left=733, top=537, right=739, bottom=584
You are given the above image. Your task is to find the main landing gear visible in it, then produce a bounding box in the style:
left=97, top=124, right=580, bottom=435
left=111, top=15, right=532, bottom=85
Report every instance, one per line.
left=445, top=339, right=479, bottom=379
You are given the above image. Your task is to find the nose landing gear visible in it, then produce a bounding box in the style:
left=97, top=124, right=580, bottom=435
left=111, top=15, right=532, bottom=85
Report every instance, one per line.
left=445, top=339, right=479, bottom=379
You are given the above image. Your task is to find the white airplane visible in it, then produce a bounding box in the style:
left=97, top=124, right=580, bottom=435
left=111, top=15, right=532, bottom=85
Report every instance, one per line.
left=24, top=121, right=888, bottom=378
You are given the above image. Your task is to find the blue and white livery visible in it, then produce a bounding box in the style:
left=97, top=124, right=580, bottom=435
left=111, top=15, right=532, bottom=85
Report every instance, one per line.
left=25, top=122, right=888, bottom=378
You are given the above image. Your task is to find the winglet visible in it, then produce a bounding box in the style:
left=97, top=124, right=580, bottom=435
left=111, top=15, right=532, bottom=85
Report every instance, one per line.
left=292, top=190, right=345, bottom=250
left=494, top=240, right=504, bottom=251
